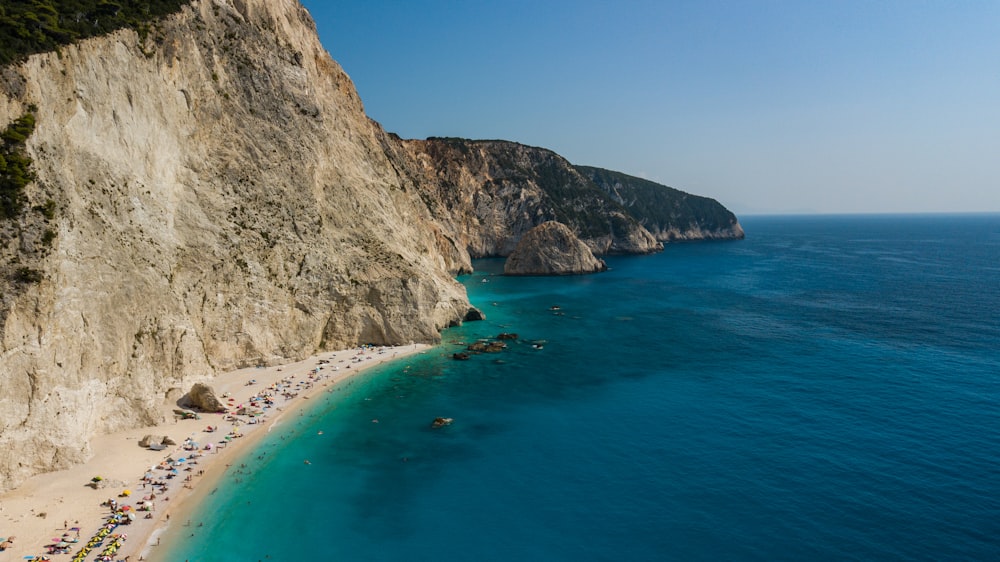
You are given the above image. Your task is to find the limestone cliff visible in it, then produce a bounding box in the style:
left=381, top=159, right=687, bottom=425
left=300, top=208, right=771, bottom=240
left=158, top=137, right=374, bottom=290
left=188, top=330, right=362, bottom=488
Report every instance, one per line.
left=504, top=221, right=607, bottom=276
left=401, top=138, right=664, bottom=257
left=0, top=0, right=473, bottom=493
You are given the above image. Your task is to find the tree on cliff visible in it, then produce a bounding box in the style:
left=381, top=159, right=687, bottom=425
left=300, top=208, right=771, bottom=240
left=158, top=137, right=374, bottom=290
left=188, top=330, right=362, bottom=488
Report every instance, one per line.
left=0, top=0, right=192, bottom=66
left=0, top=111, right=35, bottom=219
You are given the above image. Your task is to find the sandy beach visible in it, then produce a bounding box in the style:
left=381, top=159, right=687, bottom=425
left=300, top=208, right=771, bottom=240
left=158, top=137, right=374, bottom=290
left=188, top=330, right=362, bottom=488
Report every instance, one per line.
left=0, top=343, right=429, bottom=561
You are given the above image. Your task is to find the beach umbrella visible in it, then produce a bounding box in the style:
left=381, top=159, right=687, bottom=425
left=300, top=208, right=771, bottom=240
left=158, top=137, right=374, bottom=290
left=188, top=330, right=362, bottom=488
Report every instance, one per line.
left=121, top=490, right=131, bottom=496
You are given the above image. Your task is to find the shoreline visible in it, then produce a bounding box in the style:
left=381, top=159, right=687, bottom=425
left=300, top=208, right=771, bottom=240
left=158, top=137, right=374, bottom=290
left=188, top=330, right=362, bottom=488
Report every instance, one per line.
left=0, top=343, right=430, bottom=561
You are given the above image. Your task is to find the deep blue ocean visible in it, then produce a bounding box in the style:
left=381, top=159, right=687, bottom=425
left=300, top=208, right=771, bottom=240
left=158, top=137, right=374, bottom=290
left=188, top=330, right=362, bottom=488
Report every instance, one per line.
left=160, top=214, right=1000, bottom=561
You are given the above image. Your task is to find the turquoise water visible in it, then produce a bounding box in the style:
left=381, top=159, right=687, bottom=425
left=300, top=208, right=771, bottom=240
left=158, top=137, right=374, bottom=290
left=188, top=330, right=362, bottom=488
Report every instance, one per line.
left=161, top=214, right=1000, bottom=561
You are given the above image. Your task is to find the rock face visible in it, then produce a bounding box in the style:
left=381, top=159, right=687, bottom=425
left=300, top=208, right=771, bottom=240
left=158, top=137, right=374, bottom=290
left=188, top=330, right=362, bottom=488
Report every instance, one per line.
left=504, top=222, right=608, bottom=276
left=0, top=0, right=473, bottom=493
left=402, top=138, right=664, bottom=257
left=463, top=307, right=486, bottom=322
left=182, top=382, right=225, bottom=413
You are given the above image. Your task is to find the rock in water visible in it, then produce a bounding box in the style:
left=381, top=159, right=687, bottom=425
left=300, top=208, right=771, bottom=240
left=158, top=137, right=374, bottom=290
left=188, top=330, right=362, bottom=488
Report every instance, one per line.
left=464, top=307, right=486, bottom=321
left=504, top=222, right=608, bottom=276
left=0, top=0, right=473, bottom=493
left=431, top=417, right=453, bottom=428
left=183, top=383, right=225, bottom=413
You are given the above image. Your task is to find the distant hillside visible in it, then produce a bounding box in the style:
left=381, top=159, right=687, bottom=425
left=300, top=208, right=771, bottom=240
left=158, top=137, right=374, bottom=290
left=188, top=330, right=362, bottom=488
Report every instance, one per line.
left=0, top=0, right=191, bottom=66
left=401, top=137, right=663, bottom=257
left=400, top=137, right=743, bottom=256
left=575, top=165, right=744, bottom=241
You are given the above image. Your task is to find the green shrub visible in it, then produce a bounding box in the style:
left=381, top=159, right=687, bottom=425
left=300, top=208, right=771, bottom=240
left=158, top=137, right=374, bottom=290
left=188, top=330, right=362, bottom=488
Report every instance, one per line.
left=35, top=198, right=56, bottom=219
left=0, top=111, right=36, bottom=219
left=13, top=266, right=43, bottom=283
left=0, top=1, right=193, bottom=66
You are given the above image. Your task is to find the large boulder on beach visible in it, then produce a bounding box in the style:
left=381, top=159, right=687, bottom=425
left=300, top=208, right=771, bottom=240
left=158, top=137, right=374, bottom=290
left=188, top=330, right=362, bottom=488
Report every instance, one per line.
left=504, top=222, right=607, bottom=276
left=183, top=383, right=226, bottom=413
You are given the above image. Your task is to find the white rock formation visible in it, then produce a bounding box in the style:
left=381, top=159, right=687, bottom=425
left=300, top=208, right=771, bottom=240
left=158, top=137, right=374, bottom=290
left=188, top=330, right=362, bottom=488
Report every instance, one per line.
left=0, top=0, right=472, bottom=492
left=504, top=221, right=607, bottom=276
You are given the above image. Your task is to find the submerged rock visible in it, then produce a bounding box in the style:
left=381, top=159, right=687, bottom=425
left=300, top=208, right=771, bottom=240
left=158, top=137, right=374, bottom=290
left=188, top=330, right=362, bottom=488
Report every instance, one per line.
left=467, top=340, right=507, bottom=353
left=431, top=417, right=453, bottom=428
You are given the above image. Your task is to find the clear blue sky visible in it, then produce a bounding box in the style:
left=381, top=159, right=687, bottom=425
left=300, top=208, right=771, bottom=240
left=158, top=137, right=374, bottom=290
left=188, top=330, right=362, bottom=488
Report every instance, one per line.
left=298, top=0, right=1000, bottom=215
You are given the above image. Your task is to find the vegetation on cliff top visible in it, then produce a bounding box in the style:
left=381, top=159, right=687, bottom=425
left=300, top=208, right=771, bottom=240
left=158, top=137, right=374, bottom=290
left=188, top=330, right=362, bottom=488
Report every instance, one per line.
left=575, top=165, right=741, bottom=236
left=0, top=0, right=191, bottom=66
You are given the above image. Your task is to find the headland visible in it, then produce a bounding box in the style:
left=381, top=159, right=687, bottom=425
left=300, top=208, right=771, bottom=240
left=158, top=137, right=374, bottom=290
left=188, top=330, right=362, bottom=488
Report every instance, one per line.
left=0, top=343, right=429, bottom=561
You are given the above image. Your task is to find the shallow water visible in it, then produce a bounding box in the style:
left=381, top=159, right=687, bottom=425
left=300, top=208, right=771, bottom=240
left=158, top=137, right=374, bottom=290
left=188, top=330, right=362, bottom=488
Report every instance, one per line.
left=161, top=214, right=1000, bottom=561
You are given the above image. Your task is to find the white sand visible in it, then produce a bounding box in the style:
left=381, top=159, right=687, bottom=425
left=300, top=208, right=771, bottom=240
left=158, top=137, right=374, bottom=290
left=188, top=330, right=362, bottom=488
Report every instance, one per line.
left=0, top=344, right=429, bottom=561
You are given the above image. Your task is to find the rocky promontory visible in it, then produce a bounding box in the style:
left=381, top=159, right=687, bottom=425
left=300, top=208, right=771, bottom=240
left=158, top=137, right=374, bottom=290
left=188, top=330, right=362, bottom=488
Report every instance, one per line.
left=401, top=138, right=664, bottom=257
left=0, top=0, right=743, bottom=491
left=576, top=165, right=745, bottom=241
left=504, top=221, right=607, bottom=276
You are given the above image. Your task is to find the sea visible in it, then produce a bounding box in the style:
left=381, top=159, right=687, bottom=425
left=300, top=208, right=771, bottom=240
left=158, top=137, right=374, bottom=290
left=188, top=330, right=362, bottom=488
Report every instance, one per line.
left=158, top=214, right=1000, bottom=561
